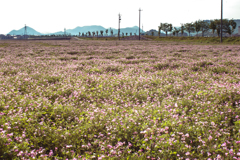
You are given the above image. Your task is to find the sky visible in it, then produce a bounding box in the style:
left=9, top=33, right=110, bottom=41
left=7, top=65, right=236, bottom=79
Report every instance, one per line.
left=1, top=0, right=240, bottom=34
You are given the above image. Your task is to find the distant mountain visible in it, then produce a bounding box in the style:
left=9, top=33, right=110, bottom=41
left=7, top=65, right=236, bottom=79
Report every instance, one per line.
left=8, top=26, right=42, bottom=35
left=7, top=25, right=144, bottom=36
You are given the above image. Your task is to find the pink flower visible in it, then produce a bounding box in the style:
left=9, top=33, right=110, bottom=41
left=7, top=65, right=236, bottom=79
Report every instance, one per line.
left=66, top=145, right=72, bottom=148
left=107, top=145, right=112, bottom=149
left=49, top=150, right=53, bottom=156
left=128, top=142, right=132, bottom=147
left=221, top=142, right=226, bottom=147
left=230, top=149, right=234, bottom=156
left=208, top=135, right=213, bottom=140
left=186, top=152, right=190, bottom=155
left=7, top=133, right=13, bottom=137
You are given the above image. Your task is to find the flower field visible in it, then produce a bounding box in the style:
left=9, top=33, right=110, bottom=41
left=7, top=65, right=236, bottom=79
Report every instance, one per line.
left=0, top=40, right=240, bottom=159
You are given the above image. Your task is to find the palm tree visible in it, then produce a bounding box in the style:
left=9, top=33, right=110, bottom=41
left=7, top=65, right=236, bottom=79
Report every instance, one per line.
left=100, top=30, right=103, bottom=36
left=105, top=29, right=108, bottom=36
left=214, top=19, right=221, bottom=37
left=130, top=32, right=132, bottom=36
left=172, top=31, right=176, bottom=36
left=184, top=23, right=195, bottom=37
left=194, top=20, right=201, bottom=36
left=209, top=20, right=217, bottom=37
left=126, top=33, right=128, bottom=36
left=111, top=30, right=113, bottom=37
left=79, top=32, right=81, bottom=37
left=180, top=24, right=185, bottom=37
left=88, top=31, right=91, bottom=36
left=96, top=31, right=99, bottom=39
left=199, top=20, right=209, bottom=37
left=92, top=31, right=95, bottom=37
left=158, top=23, right=163, bottom=37
left=174, top=27, right=180, bottom=37
left=162, top=23, right=172, bottom=37
left=229, top=19, right=237, bottom=37
left=122, top=32, right=124, bottom=38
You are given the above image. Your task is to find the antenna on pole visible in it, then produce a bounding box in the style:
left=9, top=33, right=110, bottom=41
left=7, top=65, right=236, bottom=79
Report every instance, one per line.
left=118, top=13, right=121, bottom=40
left=139, top=8, right=143, bottom=40
left=220, top=0, right=223, bottom=43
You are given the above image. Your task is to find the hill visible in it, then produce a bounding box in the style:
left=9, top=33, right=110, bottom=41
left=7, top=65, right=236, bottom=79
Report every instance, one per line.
left=7, top=25, right=144, bottom=36
left=8, top=26, right=42, bottom=35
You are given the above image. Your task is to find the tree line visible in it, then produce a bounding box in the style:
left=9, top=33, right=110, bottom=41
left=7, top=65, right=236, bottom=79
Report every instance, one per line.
left=157, top=19, right=237, bottom=37
left=78, top=29, right=137, bottom=38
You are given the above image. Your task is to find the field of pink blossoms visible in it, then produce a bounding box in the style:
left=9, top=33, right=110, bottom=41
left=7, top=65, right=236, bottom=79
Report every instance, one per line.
left=0, top=40, right=240, bottom=159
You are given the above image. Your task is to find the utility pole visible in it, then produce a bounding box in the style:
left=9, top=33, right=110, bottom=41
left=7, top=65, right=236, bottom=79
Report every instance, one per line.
left=24, top=24, right=27, bottom=39
left=220, top=0, right=223, bottom=43
left=139, top=8, right=143, bottom=40
left=118, top=13, right=121, bottom=40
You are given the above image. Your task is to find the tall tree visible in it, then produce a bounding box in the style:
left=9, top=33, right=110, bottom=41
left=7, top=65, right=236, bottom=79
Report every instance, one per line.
left=105, top=29, right=108, bottom=36
left=214, top=19, right=221, bottom=37
left=199, top=20, right=209, bottom=37
left=158, top=23, right=163, bottom=37
left=162, top=23, right=172, bottom=37
left=194, top=20, right=201, bottom=36
left=174, top=27, right=180, bottom=37
left=130, top=32, right=132, bottom=36
left=184, top=23, right=195, bottom=37
left=79, top=32, right=81, bottom=37
left=180, top=24, right=185, bottom=37
left=100, top=30, right=103, bottom=36
left=92, top=31, right=95, bottom=37
left=172, top=31, right=176, bottom=36
left=215, top=19, right=230, bottom=37
left=126, top=33, right=128, bottom=36
left=111, top=30, right=113, bottom=37
left=82, top=33, right=84, bottom=37
left=88, top=31, right=91, bottom=36
left=96, top=31, right=99, bottom=38
left=209, top=20, right=217, bottom=37
left=122, top=32, right=124, bottom=38
left=229, top=19, right=237, bottom=37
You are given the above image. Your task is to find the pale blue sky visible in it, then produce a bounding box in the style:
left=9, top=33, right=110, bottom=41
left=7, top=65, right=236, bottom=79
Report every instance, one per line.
left=1, top=0, right=240, bottom=34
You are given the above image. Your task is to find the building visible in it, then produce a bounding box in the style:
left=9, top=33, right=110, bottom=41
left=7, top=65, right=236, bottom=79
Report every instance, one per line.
left=239, top=26, right=240, bottom=35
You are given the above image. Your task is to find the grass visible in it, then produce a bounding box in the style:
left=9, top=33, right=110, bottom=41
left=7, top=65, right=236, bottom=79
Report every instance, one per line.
left=145, top=36, right=240, bottom=44
left=0, top=40, right=240, bottom=159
